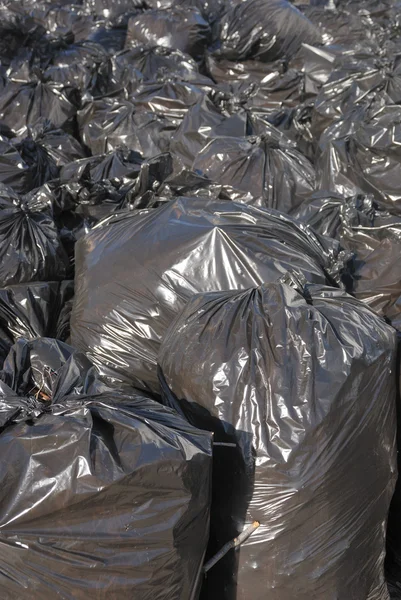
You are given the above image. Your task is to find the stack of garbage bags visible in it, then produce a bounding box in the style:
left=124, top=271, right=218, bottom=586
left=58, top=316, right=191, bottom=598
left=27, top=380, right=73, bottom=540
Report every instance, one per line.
left=0, top=0, right=400, bottom=598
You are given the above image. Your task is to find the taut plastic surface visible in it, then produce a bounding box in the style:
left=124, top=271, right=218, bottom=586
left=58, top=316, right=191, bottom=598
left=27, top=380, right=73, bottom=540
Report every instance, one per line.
left=71, top=197, right=349, bottom=392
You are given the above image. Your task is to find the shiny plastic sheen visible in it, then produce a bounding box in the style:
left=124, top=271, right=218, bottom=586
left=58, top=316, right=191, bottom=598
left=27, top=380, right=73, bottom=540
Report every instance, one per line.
left=159, top=278, right=397, bottom=600
left=71, top=197, right=349, bottom=392
left=0, top=337, right=212, bottom=600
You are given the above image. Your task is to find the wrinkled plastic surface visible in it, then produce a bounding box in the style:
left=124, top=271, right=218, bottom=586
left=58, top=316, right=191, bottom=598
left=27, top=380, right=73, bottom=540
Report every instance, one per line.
left=206, top=56, right=306, bottom=111
left=0, top=9, right=46, bottom=68
left=316, top=104, right=401, bottom=215
left=55, top=151, right=173, bottom=240
left=0, top=183, right=69, bottom=287
left=71, top=197, right=349, bottom=392
left=294, top=192, right=401, bottom=330
left=110, top=46, right=206, bottom=90
left=125, top=8, right=211, bottom=61
left=0, top=280, right=73, bottom=366
left=43, top=40, right=110, bottom=95
left=132, top=79, right=212, bottom=120
left=159, top=277, right=397, bottom=600
left=0, top=78, right=79, bottom=136
left=78, top=97, right=175, bottom=158
left=190, top=131, right=316, bottom=214
left=312, top=57, right=401, bottom=140
left=219, top=0, right=322, bottom=62
left=0, top=122, right=87, bottom=194
left=0, top=337, right=212, bottom=599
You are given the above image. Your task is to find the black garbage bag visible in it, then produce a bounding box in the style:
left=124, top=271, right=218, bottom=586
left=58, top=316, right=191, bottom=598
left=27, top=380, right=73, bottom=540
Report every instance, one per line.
left=387, top=462, right=401, bottom=600
left=0, top=337, right=212, bottom=600
left=59, top=150, right=143, bottom=184
left=0, top=76, right=80, bottom=136
left=54, top=150, right=170, bottom=236
left=43, top=39, right=110, bottom=96
left=0, top=121, right=87, bottom=193
left=71, top=197, right=349, bottom=392
left=125, top=7, right=211, bottom=61
left=206, top=56, right=306, bottom=110
left=170, top=87, right=311, bottom=173
left=78, top=96, right=175, bottom=157
left=0, top=7, right=47, bottom=68
left=169, top=92, right=252, bottom=173
left=219, top=0, right=322, bottom=63
left=302, top=4, right=382, bottom=49
left=158, top=276, right=397, bottom=600
left=294, top=192, right=401, bottom=330
left=142, top=0, right=226, bottom=25
left=0, top=183, right=69, bottom=287
left=316, top=103, right=401, bottom=215
left=87, top=23, right=127, bottom=54
left=266, top=101, right=316, bottom=162
left=83, top=0, right=145, bottom=23
left=335, top=0, right=396, bottom=28
left=48, top=150, right=143, bottom=251
left=132, top=77, right=213, bottom=119
left=312, top=54, right=401, bottom=139
left=191, top=131, right=316, bottom=214
left=0, top=137, right=42, bottom=194
left=289, top=42, right=345, bottom=99
left=109, top=46, right=208, bottom=92
left=6, top=0, right=78, bottom=10
left=28, top=3, right=97, bottom=42
left=19, top=120, right=86, bottom=167
left=0, top=280, right=74, bottom=366
left=156, top=168, right=256, bottom=203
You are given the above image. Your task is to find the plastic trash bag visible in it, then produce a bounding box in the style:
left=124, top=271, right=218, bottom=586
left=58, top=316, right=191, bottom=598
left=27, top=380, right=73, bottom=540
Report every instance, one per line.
left=59, top=150, right=143, bottom=184
left=125, top=7, right=211, bottom=61
left=170, top=93, right=252, bottom=174
left=0, top=137, right=45, bottom=194
left=132, top=78, right=213, bottom=119
left=143, top=0, right=226, bottom=25
left=219, top=0, right=322, bottom=63
left=0, top=121, right=87, bottom=193
left=43, top=39, right=110, bottom=95
left=266, top=101, right=316, bottom=162
left=71, top=197, right=350, bottom=392
left=191, top=131, right=316, bottom=214
left=170, top=87, right=310, bottom=175
left=302, top=4, right=382, bottom=48
left=109, top=46, right=208, bottom=93
left=158, top=275, right=397, bottom=600
left=316, top=104, right=401, bottom=215
left=28, top=3, right=98, bottom=42
left=289, top=43, right=340, bottom=98
left=0, top=76, right=80, bottom=136
left=294, top=192, right=401, bottom=330
left=83, top=0, right=145, bottom=23
left=0, top=337, right=212, bottom=600
left=54, top=151, right=170, bottom=234
left=0, top=183, right=69, bottom=287
left=312, top=55, right=401, bottom=139
left=0, top=7, right=47, bottom=67
left=206, top=56, right=306, bottom=110
left=78, top=96, right=176, bottom=158
left=0, top=280, right=73, bottom=366
left=19, top=120, right=86, bottom=167
left=87, top=23, right=127, bottom=54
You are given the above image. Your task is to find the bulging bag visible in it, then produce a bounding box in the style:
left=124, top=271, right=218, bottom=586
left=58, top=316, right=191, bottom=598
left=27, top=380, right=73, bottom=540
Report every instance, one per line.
left=71, top=197, right=349, bottom=391
left=159, top=277, right=397, bottom=600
